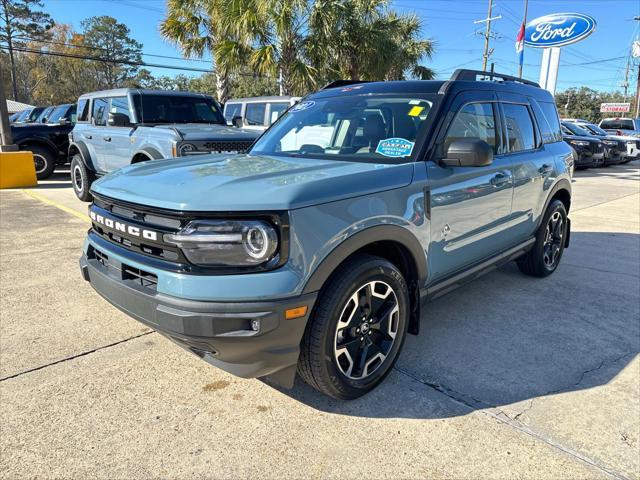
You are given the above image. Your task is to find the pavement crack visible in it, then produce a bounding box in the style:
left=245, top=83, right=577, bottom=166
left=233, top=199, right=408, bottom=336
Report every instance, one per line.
left=393, top=364, right=632, bottom=480
left=393, top=365, right=493, bottom=411
left=0, top=331, right=155, bottom=382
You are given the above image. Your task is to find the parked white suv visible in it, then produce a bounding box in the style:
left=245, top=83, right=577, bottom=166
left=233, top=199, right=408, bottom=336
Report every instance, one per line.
left=223, top=96, right=299, bottom=131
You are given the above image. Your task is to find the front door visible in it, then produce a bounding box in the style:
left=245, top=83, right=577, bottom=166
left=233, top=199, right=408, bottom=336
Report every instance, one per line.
left=104, top=96, right=136, bottom=171
left=426, top=91, right=515, bottom=282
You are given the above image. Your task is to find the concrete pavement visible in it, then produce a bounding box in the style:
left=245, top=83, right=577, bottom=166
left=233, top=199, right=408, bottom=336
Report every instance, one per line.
left=1, top=162, right=638, bottom=479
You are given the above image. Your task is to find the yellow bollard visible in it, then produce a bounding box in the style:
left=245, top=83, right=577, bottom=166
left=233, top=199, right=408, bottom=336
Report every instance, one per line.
left=0, top=151, right=38, bottom=188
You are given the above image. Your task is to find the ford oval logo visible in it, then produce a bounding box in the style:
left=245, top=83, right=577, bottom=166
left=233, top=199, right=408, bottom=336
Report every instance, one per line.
left=524, top=13, right=596, bottom=48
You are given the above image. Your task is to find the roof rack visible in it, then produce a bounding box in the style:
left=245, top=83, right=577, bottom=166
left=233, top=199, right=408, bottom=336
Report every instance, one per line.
left=450, top=69, right=540, bottom=88
left=321, top=80, right=371, bottom=90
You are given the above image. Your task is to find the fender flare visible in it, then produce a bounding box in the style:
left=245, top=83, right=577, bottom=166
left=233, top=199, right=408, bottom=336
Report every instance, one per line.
left=68, top=141, right=97, bottom=172
left=302, top=224, right=428, bottom=295
left=537, top=178, right=572, bottom=229
left=16, top=136, right=59, bottom=155
left=132, top=147, right=164, bottom=161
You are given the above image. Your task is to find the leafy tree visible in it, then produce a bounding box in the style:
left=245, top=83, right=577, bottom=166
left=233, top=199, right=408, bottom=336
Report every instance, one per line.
left=555, top=87, right=637, bottom=123
left=308, top=0, right=433, bottom=83
left=0, top=0, right=53, bottom=100
left=224, top=0, right=315, bottom=96
left=80, top=16, right=143, bottom=89
left=161, top=0, right=249, bottom=103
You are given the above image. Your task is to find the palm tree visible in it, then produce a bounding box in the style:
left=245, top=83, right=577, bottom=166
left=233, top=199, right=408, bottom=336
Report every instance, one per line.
left=309, top=0, right=434, bottom=82
left=224, top=0, right=316, bottom=96
left=160, top=0, right=248, bottom=102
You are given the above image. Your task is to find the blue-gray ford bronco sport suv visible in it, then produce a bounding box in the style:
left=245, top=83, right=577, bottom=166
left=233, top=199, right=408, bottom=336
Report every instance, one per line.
left=80, top=70, right=573, bottom=399
left=69, top=89, right=259, bottom=202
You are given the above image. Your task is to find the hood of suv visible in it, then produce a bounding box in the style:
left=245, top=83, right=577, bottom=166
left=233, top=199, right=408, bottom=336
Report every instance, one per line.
left=91, top=154, right=414, bottom=211
left=154, top=123, right=260, bottom=141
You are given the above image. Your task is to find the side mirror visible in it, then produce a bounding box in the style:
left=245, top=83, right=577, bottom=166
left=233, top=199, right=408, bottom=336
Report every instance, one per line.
left=232, top=115, right=244, bottom=128
left=108, top=112, right=131, bottom=127
left=441, top=138, right=493, bottom=167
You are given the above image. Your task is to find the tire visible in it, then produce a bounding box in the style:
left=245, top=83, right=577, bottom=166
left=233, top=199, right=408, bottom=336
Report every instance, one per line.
left=517, top=199, right=568, bottom=277
left=25, top=145, right=56, bottom=180
left=70, top=154, right=95, bottom=202
left=298, top=254, right=410, bottom=399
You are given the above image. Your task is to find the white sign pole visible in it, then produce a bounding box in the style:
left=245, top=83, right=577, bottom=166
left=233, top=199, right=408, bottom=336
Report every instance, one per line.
left=546, top=47, right=561, bottom=95
left=538, top=47, right=561, bottom=95
left=539, top=48, right=551, bottom=89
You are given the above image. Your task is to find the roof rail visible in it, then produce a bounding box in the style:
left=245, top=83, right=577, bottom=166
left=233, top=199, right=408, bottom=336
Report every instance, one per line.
left=321, top=80, right=371, bottom=90
left=450, top=69, right=540, bottom=88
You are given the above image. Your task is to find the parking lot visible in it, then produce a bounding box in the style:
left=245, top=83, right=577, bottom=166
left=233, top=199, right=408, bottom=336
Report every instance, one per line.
left=1, top=162, right=639, bottom=479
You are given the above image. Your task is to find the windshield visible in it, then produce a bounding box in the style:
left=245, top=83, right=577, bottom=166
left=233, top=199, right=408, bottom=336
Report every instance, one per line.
left=134, top=94, right=225, bottom=125
left=27, top=107, right=44, bottom=122
left=47, top=105, right=72, bottom=124
left=14, top=109, right=31, bottom=122
left=582, top=123, right=607, bottom=136
left=600, top=119, right=635, bottom=130
left=250, top=94, right=435, bottom=163
left=36, top=107, right=53, bottom=123
left=563, top=122, right=592, bottom=137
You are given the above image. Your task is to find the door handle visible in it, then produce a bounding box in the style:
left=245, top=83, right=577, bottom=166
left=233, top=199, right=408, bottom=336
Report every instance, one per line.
left=490, top=172, right=510, bottom=187
left=85, top=134, right=92, bottom=140
left=539, top=164, right=552, bottom=175
left=103, top=136, right=111, bottom=142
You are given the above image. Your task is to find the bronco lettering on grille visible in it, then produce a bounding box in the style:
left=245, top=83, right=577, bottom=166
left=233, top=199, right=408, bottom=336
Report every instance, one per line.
left=90, top=210, right=158, bottom=241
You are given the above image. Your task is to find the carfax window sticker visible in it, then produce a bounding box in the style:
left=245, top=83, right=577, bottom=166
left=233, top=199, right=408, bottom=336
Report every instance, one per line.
left=375, top=138, right=415, bottom=158
left=290, top=100, right=315, bottom=112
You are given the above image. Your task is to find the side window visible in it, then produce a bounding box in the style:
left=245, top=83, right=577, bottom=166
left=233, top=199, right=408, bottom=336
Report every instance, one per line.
left=109, top=96, right=131, bottom=124
left=92, top=98, right=108, bottom=127
left=502, top=103, right=536, bottom=152
left=224, top=103, right=242, bottom=123
left=538, top=101, right=563, bottom=143
left=445, top=102, right=498, bottom=153
left=269, top=102, right=289, bottom=124
left=77, top=99, right=89, bottom=122
left=245, top=102, right=267, bottom=126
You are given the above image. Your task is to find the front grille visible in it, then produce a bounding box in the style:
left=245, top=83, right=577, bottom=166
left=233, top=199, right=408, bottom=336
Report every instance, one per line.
left=192, top=139, right=254, bottom=153
left=91, top=195, right=186, bottom=264
left=90, top=245, right=158, bottom=292
left=635, top=140, right=640, bottom=149
left=122, top=264, right=158, bottom=289
left=592, top=143, right=604, bottom=154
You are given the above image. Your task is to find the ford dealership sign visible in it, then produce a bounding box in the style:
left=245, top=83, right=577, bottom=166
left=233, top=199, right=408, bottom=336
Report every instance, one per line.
left=525, top=13, right=596, bottom=48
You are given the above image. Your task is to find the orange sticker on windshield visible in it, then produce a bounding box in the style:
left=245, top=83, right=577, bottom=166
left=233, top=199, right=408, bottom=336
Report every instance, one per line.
left=408, top=106, right=424, bottom=117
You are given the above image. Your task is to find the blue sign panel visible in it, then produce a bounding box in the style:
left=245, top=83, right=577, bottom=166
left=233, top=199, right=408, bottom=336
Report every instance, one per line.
left=524, top=13, right=596, bottom=48
left=375, top=138, right=414, bottom=158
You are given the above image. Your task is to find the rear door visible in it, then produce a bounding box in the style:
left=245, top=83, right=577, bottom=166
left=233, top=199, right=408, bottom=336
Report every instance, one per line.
left=497, top=92, right=550, bottom=240
left=427, top=90, right=515, bottom=281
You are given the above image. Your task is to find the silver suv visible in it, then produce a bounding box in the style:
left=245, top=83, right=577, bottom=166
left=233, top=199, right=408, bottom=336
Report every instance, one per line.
left=69, top=89, right=260, bottom=201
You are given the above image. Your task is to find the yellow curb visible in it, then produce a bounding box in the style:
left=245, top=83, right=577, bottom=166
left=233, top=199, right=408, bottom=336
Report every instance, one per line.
left=22, top=189, right=90, bottom=223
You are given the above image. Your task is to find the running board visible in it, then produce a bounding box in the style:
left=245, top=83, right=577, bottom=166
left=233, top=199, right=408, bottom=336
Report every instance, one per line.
left=423, top=238, right=535, bottom=302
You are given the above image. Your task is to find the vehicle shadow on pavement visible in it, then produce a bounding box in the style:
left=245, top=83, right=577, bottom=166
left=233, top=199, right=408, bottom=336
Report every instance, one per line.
left=271, top=231, right=639, bottom=418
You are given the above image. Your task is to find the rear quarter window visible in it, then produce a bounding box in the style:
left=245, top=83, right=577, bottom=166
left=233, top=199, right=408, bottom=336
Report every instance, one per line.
left=534, top=101, right=563, bottom=143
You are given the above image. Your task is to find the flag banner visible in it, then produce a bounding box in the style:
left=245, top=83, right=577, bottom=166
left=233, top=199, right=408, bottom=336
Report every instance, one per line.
left=515, top=22, right=525, bottom=67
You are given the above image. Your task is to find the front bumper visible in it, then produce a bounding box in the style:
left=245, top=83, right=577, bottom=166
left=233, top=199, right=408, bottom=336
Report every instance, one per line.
left=80, top=252, right=317, bottom=384
left=574, top=150, right=603, bottom=168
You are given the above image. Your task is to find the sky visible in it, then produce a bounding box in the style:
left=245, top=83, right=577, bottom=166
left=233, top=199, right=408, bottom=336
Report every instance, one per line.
left=42, top=0, right=640, bottom=94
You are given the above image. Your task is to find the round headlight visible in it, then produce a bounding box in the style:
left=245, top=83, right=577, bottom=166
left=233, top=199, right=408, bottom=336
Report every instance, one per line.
left=244, top=224, right=278, bottom=260
left=179, top=143, right=196, bottom=155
